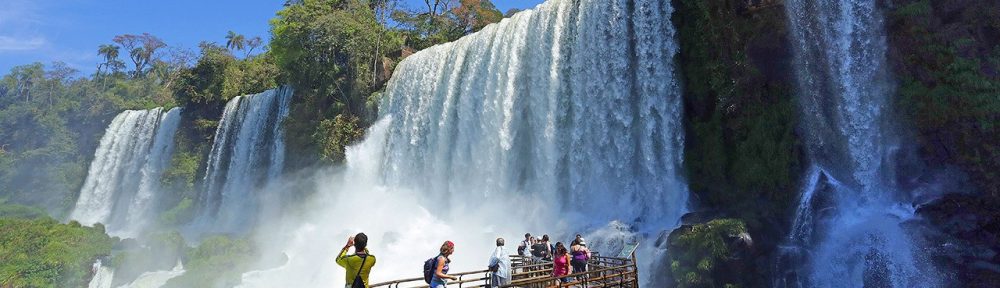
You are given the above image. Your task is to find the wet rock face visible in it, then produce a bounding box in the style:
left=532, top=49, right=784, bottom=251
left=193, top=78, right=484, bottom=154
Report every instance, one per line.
left=917, top=193, right=1000, bottom=286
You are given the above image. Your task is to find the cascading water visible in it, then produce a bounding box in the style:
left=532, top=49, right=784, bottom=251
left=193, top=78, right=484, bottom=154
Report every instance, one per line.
left=87, top=259, right=114, bottom=288
left=118, top=261, right=185, bottom=288
left=780, top=0, right=938, bottom=287
left=70, top=107, right=182, bottom=237
left=194, top=87, right=292, bottom=234
left=239, top=0, right=686, bottom=287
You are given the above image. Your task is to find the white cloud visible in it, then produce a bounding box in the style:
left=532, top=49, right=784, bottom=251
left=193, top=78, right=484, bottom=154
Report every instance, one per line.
left=0, top=36, right=46, bottom=51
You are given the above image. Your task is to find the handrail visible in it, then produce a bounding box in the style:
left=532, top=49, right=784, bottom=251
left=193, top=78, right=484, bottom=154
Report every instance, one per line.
left=370, top=255, right=638, bottom=288
left=370, top=269, right=491, bottom=288
left=503, top=263, right=636, bottom=287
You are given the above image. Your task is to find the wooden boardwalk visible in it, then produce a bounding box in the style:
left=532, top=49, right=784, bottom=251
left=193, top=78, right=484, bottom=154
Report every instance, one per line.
left=371, top=253, right=640, bottom=288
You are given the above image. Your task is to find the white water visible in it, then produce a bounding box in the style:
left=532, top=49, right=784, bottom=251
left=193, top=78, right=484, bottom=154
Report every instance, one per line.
left=71, top=108, right=182, bottom=237
left=194, top=87, right=292, bottom=234
left=783, top=0, right=938, bottom=287
left=117, top=261, right=185, bottom=288
left=88, top=259, right=115, bottom=288
left=240, top=0, right=686, bottom=286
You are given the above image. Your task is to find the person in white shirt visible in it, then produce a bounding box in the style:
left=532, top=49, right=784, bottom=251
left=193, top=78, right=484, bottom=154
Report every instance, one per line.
left=517, top=233, right=532, bottom=256
left=487, top=238, right=512, bottom=287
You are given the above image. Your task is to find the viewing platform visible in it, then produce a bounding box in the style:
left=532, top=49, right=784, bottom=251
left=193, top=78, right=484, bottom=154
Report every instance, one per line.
left=371, top=245, right=641, bottom=288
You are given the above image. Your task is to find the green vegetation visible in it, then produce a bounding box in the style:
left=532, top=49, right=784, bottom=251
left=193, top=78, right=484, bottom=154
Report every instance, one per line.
left=163, top=235, right=259, bottom=288
left=888, top=0, right=1000, bottom=197
left=0, top=217, right=114, bottom=288
left=159, top=198, right=195, bottom=226
left=674, top=0, right=802, bottom=235
left=668, top=219, right=750, bottom=288
left=317, top=114, right=366, bottom=162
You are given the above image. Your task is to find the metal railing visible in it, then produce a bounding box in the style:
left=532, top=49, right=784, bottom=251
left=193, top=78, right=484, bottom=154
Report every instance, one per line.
left=370, top=255, right=639, bottom=288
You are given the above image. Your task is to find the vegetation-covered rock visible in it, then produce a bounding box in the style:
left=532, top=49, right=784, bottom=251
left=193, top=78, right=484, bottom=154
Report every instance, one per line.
left=163, top=235, right=259, bottom=288
left=667, top=218, right=754, bottom=288
left=0, top=217, right=114, bottom=288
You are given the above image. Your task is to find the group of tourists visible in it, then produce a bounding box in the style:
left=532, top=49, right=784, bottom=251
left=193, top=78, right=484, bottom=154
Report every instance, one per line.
left=516, top=233, right=593, bottom=282
left=335, top=232, right=592, bottom=288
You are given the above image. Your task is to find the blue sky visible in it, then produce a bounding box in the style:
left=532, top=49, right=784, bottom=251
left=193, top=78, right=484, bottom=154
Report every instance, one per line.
left=0, top=0, right=545, bottom=76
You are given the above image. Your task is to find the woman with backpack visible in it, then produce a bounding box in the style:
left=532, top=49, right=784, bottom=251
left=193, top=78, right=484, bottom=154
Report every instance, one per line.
left=570, top=237, right=591, bottom=274
left=430, top=241, right=458, bottom=288
left=551, top=242, right=571, bottom=283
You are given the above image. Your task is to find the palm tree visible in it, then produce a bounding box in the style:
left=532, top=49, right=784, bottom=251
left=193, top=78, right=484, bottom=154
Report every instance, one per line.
left=225, top=31, right=246, bottom=54
left=245, top=36, right=263, bottom=58
left=97, top=44, right=120, bottom=75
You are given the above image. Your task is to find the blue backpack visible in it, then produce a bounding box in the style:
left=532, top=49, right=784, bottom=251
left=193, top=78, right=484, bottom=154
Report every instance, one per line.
left=422, top=256, right=439, bottom=284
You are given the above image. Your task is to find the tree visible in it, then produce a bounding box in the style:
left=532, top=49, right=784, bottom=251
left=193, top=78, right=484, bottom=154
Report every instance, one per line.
left=452, top=0, right=503, bottom=34
left=271, top=0, right=398, bottom=114
left=96, top=44, right=120, bottom=76
left=225, top=31, right=246, bottom=54
left=172, top=42, right=236, bottom=104
left=423, top=0, right=455, bottom=17
left=245, top=36, right=263, bottom=57
left=113, top=33, right=166, bottom=78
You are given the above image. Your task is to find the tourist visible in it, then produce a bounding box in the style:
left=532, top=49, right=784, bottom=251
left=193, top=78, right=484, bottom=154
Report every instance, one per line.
left=518, top=233, right=532, bottom=256
left=336, top=233, right=377, bottom=288
left=487, top=238, right=512, bottom=287
left=431, top=241, right=458, bottom=288
left=541, top=235, right=553, bottom=261
left=552, top=242, right=571, bottom=282
left=530, top=236, right=548, bottom=262
left=571, top=237, right=591, bottom=274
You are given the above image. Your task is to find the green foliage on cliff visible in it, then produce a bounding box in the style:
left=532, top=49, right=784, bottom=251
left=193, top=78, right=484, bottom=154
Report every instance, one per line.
left=675, top=0, right=802, bottom=229
left=0, top=218, right=114, bottom=288
left=270, top=0, right=400, bottom=167
left=888, top=0, right=1000, bottom=197
left=159, top=198, right=195, bottom=226
left=164, top=235, right=258, bottom=288
left=317, top=114, right=366, bottom=162
left=668, top=219, right=749, bottom=288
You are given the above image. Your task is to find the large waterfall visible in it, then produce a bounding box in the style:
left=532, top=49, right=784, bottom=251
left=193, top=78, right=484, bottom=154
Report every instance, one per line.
left=193, top=87, right=292, bottom=234
left=380, top=0, right=685, bottom=226
left=70, top=107, right=182, bottom=237
left=781, top=0, right=938, bottom=287
left=239, top=0, right=686, bottom=286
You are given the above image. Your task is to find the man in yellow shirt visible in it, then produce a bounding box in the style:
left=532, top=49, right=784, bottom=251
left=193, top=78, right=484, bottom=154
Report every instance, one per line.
left=337, top=233, right=376, bottom=288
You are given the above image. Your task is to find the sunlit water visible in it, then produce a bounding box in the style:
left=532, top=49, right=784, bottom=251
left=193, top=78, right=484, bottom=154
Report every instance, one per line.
left=71, top=107, right=181, bottom=238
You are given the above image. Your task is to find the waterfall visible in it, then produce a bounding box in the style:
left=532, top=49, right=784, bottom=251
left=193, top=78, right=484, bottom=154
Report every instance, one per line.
left=87, top=259, right=114, bottom=288
left=194, top=87, right=292, bottom=234
left=70, top=107, right=182, bottom=237
left=381, top=0, right=685, bottom=226
left=239, top=0, right=686, bottom=287
left=781, top=0, right=938, bottom=287
left=118, top=261, right=185, bottom=288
